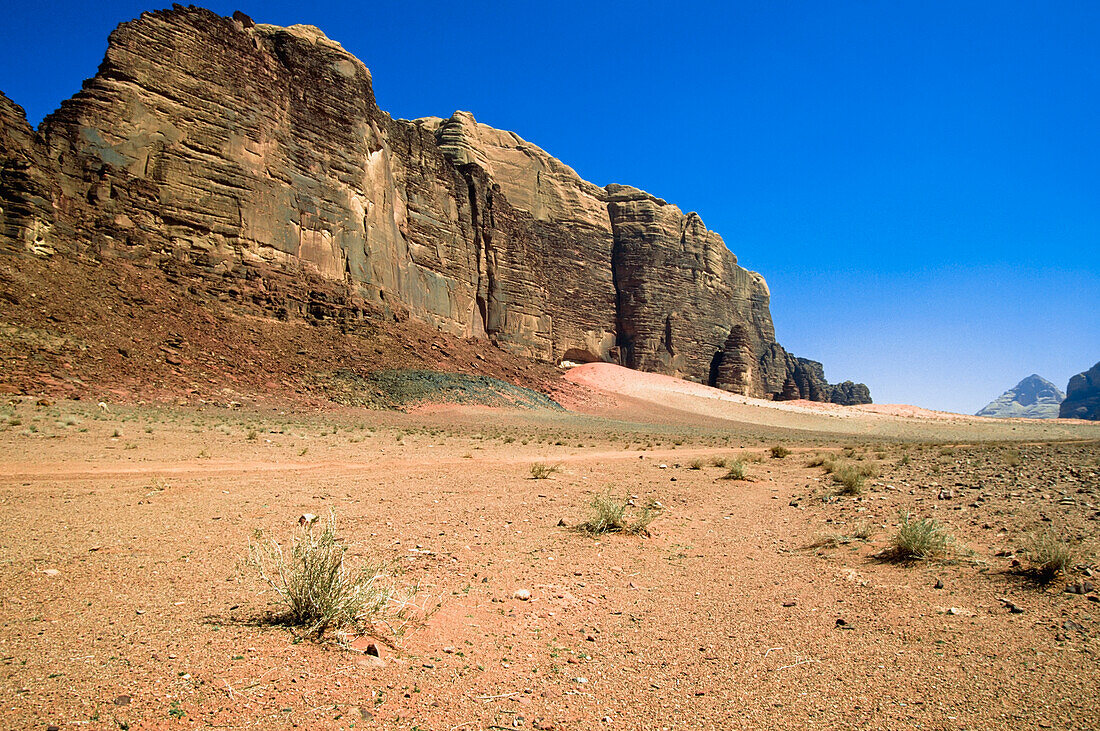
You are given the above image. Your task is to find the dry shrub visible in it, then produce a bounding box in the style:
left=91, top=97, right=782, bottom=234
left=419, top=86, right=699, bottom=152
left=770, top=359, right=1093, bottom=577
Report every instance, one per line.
left=530, top=462, right=562, bottom=479
left=1023, top=531, right=1078, bottom=583
left=720, top=460, right=748, bottom=480
left=248, top=512, right=418, bottom=637
left=575, top=493, right=661, bottom=537
left=832, top=464, right=866, bottom=495
left=890, top=513, right=951, bottom=560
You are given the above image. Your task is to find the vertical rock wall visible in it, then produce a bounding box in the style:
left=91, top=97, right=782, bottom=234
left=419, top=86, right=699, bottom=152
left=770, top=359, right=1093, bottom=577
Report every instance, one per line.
left=0, top=6, right=870, bottom=403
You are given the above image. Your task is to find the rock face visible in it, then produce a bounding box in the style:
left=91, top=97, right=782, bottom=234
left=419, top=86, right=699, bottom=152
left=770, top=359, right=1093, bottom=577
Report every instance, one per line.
left=1059, top=363, right=1100, bottom=420
left=0, top=7, right=869, bottom=403
left=976, top=375, right=1065, bottom=419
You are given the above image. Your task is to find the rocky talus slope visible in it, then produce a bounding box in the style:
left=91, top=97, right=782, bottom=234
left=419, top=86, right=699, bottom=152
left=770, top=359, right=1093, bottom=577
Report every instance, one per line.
left=0, top=7, right=868, bottom=404
left=976, top=374, right=1065, bottom=419
left=1060, top=362, right=1100, bottom=420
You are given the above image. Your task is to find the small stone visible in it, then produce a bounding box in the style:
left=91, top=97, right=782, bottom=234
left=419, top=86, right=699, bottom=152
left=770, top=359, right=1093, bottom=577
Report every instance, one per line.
left=782, top=601, right=796, bottom=607
left=585, top=634, right=596, bottom=642
left=443, top=646, right=455, bottom=654
left=556, top=519, right=567, bottom=527
left=934, top=578, right=944, bottom=589
left=365, top=642, right=380, bottom=657
left=113, top=694, right=131, bottom=706
left=514, top=588, right=532, bottom=601
left=41, top=569, right=60, bottom=576
left=658, top=463, right=667, bottom=469
left=573, top=677, right=588, bottom=684
left=835, top=618, right=849, bottom=627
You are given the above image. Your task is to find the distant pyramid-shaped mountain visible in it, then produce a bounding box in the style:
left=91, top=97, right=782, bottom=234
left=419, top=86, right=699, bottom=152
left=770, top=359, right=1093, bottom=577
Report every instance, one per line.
left=976, top=374, right=1065, bottom=419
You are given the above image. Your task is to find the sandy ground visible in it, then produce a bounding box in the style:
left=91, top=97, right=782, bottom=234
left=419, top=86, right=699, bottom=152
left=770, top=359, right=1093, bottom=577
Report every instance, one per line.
left=1, top=376, right=1099, bottom=730
left=563, top=363, right=1099, bottom=439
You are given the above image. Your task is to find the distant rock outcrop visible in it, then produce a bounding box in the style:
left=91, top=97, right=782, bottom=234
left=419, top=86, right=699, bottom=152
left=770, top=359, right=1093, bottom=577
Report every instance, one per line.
left=0, top=7, right=870, bottom=404
left=976, top=375, right=1065, bottom=419
left=1059, top=363, right=1100, bottom=420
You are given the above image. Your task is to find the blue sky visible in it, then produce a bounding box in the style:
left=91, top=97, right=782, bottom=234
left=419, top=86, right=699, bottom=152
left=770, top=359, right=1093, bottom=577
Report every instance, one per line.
left=2, top=1, right=1097, bottom=413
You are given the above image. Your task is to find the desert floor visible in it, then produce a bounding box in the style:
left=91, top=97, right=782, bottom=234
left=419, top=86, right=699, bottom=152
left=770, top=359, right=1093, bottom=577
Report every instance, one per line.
left=2, top=366, right=1099, bottom=730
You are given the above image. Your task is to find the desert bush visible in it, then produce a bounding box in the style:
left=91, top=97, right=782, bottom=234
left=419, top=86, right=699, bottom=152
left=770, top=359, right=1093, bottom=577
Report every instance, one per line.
left=1023, top=531, right=1077, bottom=583
left=711, top=456, right=728, bottom=468
left=898, top=453, right=911, bottom=466
left=890, top=513, right=951, bottom=560
left=575, top=493, right=661, bottom=536
left=851, top=522, right=876, bottom=541
left=688, top=458, right=704, bottom=470
left=248, top=512, right=410, bottom=637
left=832, top=465, right=865, bottom=495
left=769, top=445, right=791, bottom=459
left=720, top=460, right=749, bottom=481
left=530, top=462, right=562, bottom=479
left=808, top=522, right=875, bottom=549
left=805, top=454, right=827, bottom=468
left=1004, top=449, right=1021, bottom=469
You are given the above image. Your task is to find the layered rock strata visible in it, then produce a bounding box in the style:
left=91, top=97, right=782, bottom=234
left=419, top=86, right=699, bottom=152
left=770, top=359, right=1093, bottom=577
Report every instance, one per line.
left=0, top=6, right=869, bottom=403
left=1060, top=363, right=1100, bottom=420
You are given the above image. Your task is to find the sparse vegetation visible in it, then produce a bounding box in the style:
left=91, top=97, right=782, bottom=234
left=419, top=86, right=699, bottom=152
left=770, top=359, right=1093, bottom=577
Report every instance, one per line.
left=248, top=512, right=412, bottom=637
left=529, top=462, right=562, bottom=480
left=720, top=459, right=748, bottom=481
left=769, top=444, right=791, bottom=459
left=1022, top=530, right=1078, bottom=583
left=831, top=464, right=867, bottom=495
left=808, top=522, right=875, bottom=549
left=688, top=458, right=704, bottom=470
left=574, top=493, right=661, bottom=536
left=889, top=513, right=951, bottom=560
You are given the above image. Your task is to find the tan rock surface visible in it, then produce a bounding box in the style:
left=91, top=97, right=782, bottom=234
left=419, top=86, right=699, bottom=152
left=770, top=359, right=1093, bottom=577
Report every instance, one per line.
left=0, top=6, right=867, bottom=403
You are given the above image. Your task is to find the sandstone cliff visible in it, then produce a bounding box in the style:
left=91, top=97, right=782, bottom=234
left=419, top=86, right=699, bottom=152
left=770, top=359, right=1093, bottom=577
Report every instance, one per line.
left=976, top=374, right=1065, bottom=419
left=1059, top=362, right=1100, bottom=420
left=0, top=7, right=868, bottom=404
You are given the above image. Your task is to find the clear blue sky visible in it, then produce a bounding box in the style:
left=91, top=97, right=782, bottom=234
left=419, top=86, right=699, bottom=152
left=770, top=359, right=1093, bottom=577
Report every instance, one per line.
left=2, top=1, right=1097, bottom=413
